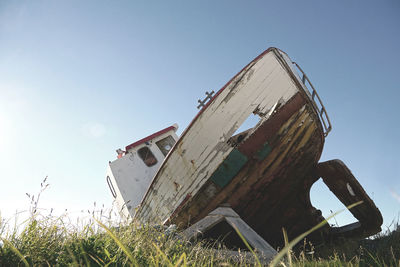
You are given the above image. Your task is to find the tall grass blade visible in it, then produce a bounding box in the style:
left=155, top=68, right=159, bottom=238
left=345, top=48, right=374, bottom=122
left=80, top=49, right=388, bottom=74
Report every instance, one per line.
left=282, top=228, right=292, bottom=267
left=94, top=217, right=138, bottom=266
left=367, top=249, right=381, bottom=266
left=152, top=242, right=174, bottom=267
left=1, top=237, right=30, bottom=267
left=269, top=201, right=363, bottom=267
left=88, top=253, right=104, bottom=266
left=79, top=241, right=91, bottom=267
left=230, top=222, right=262, bottom=267
left=390, top=247, right=398, bottom=267
left=173, top=252, right=187, bottom=267
left=67, top=246, right=80, bottom=266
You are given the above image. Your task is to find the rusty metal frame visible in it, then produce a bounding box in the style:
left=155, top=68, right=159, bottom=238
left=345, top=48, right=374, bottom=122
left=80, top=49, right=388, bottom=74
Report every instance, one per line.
left=292, top=62, right=332, bottom=137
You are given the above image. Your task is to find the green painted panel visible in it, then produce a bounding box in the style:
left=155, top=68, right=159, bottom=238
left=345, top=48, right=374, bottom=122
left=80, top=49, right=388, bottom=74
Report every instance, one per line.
left=210, top=149, right=248, bottom=188
left=255, top=142, right=271, bottom=161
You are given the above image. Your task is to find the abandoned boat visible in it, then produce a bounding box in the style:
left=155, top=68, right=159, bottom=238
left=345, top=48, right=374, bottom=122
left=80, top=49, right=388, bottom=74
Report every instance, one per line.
left=106, top=47, right=382, bottom=247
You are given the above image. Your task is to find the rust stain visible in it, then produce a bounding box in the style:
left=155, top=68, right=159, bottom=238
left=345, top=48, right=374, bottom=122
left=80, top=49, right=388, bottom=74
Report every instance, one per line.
left=168, top=193, right=192, bottom=224
left=238, top=92, right=312, bottom=157
left=173, top=181, right=180, bottom=191
left=132, top=47, right=381, bottom=248
left=166, top=92, right=368, bottom=247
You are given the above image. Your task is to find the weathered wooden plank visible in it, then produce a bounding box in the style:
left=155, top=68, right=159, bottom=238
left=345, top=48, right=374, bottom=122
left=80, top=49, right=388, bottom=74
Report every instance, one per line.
left=181, top=215, right=224, bottom=240
left=136, top=49, right=302, bottom=223
left=225, top=216, right=276, bottom=258
left=181, top=206, right=277, bottom=261
left=209, top=149, right=248, bottom=188
left=209, top=205, right=240, bottom=217
left=169, top=99, right=326, bottom=247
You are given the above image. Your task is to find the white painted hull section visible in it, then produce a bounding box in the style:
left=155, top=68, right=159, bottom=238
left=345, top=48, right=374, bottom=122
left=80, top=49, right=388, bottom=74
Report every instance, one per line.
left=106, top=156, right=160, bottom=218
left=136, top=49, right=304, bottom=223
left=106, top=128, right=179, bottom=219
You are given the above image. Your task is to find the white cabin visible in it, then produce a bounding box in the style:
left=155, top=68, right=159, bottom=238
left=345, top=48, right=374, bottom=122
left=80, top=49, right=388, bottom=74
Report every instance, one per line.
left=106, top=124, right=179, bottom=219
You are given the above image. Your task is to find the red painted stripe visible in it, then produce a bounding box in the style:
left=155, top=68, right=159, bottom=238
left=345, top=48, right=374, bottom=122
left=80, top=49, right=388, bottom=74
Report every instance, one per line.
left=125, top=125, right=177, bottom=151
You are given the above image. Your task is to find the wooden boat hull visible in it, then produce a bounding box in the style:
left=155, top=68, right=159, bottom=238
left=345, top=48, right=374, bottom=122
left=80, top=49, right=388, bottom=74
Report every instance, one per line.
left=134, top=47, right=382, bottom=246
left=170, top=91, right=325, bottom=246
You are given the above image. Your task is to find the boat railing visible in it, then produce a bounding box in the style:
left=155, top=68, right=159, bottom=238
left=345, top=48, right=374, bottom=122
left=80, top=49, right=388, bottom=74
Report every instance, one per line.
left=292, top=62, right=332, bottom=137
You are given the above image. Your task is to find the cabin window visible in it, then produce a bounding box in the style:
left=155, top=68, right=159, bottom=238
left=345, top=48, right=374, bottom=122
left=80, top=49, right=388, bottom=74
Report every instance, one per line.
left=106, top=176, right=117, bottom=198
left=156, top=135, right=176, bottom=156
left=138, top=147, right=158, bottom=167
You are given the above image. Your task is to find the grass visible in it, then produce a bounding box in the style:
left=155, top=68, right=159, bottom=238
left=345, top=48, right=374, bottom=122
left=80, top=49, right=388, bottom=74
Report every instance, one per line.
left=0, top=180, right=399, bottom=266
left=1, top=211, right=399, bottom=266
left=0, top=212, right=251, bottom=266
left=1, top=213, right=399, bottom=267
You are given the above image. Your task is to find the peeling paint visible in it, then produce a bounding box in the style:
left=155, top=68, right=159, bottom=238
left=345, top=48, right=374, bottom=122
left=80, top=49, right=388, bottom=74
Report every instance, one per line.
left=210, top=149, right=248, bottom=188
left=128, top=48, right=381, bottom=247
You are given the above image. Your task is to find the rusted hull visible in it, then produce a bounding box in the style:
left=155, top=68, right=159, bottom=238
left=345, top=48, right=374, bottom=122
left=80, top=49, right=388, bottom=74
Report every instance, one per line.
left=170, top=90, right=382, bottom=246
left=135, top=48, right=305, bottom=224
left=134, top=47, right=382, bottom=246
left=170, top=91, right=326, bottom=246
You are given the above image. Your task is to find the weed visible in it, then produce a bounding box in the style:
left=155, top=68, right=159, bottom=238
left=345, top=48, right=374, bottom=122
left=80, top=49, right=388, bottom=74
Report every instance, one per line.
left=0, top=179, right=399, bottom=266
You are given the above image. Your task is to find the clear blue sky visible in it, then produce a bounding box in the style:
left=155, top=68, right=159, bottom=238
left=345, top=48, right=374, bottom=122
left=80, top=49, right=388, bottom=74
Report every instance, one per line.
left=1, top=1, right=399, bottom=231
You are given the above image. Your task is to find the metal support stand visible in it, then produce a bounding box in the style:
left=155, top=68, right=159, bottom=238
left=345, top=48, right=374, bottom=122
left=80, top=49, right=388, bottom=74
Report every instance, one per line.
left=181, top=204, right=277, bottom=264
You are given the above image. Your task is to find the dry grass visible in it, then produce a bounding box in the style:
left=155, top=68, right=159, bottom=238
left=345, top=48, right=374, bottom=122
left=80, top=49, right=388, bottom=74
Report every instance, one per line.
left=0, top=179, right=398, bottom=266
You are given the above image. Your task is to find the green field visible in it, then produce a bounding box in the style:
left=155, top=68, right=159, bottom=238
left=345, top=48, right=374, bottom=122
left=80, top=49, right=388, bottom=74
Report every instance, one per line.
left=1, top=210, right=399, bottom=266
left=1, top=183, right=398, bottom=266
